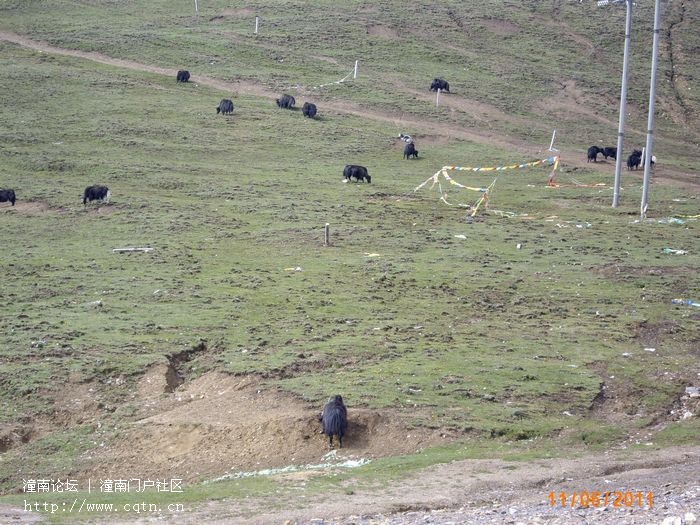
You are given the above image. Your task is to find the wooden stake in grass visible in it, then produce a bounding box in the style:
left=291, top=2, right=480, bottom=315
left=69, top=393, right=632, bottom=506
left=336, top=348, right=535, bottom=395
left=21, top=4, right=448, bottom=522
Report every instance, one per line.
left=324, top=223, right=330, bottom=246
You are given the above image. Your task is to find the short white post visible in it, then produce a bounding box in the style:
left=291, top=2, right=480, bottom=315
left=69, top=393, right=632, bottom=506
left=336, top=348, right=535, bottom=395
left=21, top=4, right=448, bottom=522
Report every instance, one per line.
left=436, top=88, right=440, bottom=107
left=254, top=16, right=259, bottom=34
left=324, top=223, right=330, bottom=246
left=353, top=60, right=358, bottom=79
left=194, top=0, right=198, bottom=15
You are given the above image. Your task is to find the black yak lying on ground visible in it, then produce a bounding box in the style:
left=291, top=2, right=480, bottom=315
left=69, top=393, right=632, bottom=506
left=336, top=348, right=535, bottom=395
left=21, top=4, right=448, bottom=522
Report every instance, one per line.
left=276, top=94, right=295, bottom=109
left=320, top=395, right=348, bottom=449
left=83, top=185, right=110, bottom=205
left=343, top=165, right=371, bottom=183
left=216, top=99, right=234, bottom=115
left=176, top=70, right=190, bottom=82
left=0, top=189, right=16, bottom=206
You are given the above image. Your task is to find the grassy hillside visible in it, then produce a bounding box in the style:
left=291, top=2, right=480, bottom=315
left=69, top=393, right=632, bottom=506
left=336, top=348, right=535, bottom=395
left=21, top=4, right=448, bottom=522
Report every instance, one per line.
left=0, top=0, right=698, bottom=520
left=1, top=0, right=698, bottom=157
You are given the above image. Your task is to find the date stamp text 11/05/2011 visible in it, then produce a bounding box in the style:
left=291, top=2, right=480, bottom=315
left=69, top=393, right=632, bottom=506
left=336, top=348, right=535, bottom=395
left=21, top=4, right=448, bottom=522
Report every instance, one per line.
left=549, top=491, right=653, bottom=509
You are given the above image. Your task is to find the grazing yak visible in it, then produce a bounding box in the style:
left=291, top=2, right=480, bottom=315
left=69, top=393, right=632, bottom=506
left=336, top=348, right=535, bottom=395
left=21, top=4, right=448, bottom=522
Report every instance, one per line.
left=302, top=102, right=317, bottom=118
left=587, top=146, right=603, bottom=163
left=602, top=146, right=617, bottom=160
left=276, top=94, right=295, bottom=109
left=176, top=70, right=190, bottom=82
left=216, top=99, right=234, bottom=115
left=627, top=149, right=642, bottom=170
left=0, top=189, right=16, bottom=206
left=430, top=78, right=450, bottom=92
left=320, top=395, right=348, bottom=449
left=403, top=142, right=418, bottom=159
left=343, top=165, right=371, bottom=183
left=83, top=185, right=110, bottom=205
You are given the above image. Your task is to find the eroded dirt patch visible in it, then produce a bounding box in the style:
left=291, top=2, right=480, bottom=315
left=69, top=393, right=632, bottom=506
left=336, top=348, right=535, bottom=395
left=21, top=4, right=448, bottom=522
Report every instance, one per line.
left=481, top=17, right=520, bottom=36
left=72, top=366, right=450, bottom=484
left=220, top=8, right=255, bottom=17
left=368, top=25, right=399, bottom=39
left=0, top=426, right=33, bottom=453
left=0, top=201, right=57, bottom=214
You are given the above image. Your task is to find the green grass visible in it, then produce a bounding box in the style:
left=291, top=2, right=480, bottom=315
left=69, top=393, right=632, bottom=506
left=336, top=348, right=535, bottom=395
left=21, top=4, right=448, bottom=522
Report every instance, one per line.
left=0, top=0, right=698, bottom=521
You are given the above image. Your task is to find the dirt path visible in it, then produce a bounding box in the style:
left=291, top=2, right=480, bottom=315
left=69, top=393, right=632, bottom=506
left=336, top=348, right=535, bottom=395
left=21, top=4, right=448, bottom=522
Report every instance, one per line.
left=2, top=445, right=698, bottom=524
left=180, top=445, right=700, bottom=525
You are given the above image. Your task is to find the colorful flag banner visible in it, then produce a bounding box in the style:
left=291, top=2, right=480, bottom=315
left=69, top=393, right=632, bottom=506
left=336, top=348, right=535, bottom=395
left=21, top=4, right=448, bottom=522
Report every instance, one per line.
left=414, top=156, right=560, bottom=214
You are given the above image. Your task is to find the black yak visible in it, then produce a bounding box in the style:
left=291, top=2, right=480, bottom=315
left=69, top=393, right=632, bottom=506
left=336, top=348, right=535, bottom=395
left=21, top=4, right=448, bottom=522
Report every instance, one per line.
left=403, top=142, right=418, bottom=159
left=602, top=146, right=617, bottom=160
left=176, top=70, right=190, bottom=82
left=587, top=146, right=603, bottom=163
left=276, top=94, right=295, bottom=109
left=627, top=149, right=642, bottom=170
left=430, top=78, right=450, bottom=92
left=0, top=189, right=16, bottom=206
left=83, top=185, right=110, bottom=205
left=320, top=395, right=348, bottom=449
left=343, top=165, right=371, bottom=183
left=302, top=102, right=317, bottom=118
left=216, top=99, right=234, bottom=115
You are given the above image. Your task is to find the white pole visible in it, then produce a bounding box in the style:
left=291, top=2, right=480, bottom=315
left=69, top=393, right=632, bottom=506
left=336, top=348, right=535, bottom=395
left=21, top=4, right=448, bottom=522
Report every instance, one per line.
left=254, top=16, right=259, bottom=34
left=436, top=88, right=440, bottom=107
left=611, top=0, right=633, bottom=208
left=353, top=60, right=358, bottom=79
left=194, top=0, right=198, bottom=15
left=548, top=130, right=557, bottom=151
left=640, top=0, right=661, bottom=218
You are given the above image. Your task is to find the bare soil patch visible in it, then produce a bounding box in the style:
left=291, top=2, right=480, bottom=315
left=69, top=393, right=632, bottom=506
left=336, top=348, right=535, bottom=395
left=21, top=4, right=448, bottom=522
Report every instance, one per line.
left=219, top=8, right=255, bottom=18
left=0, top=201, right=61, bottom=214
left=481, top=18, right=520, bottom=36
left=367, top=25, right=399, bottom=39
left=68, top=366, right=450, bottom=485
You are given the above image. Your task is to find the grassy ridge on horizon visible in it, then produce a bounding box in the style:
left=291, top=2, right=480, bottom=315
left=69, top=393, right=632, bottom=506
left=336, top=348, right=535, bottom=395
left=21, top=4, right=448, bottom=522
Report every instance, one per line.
left=0, top=0, right=698, bottom=514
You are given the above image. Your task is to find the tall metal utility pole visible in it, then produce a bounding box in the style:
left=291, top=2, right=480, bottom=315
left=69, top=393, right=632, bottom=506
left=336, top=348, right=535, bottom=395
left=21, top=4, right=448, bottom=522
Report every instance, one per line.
left=640, top=0, right=661, bottom=218
left=597, top=0, right=633, bottom=208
